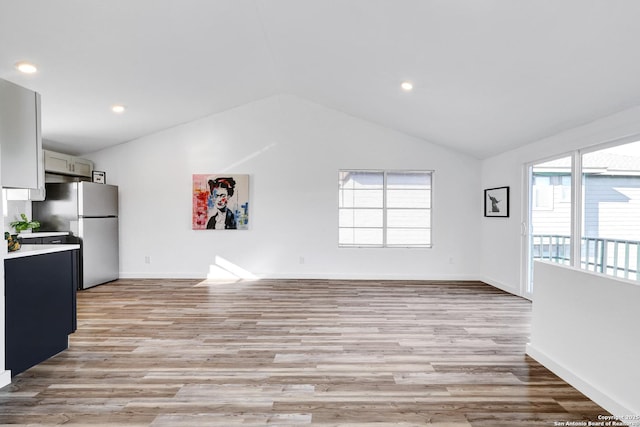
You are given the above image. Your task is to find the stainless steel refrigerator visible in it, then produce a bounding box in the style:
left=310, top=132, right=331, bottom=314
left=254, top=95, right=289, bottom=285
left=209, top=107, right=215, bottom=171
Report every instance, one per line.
left=33, top=182, right=119, bottom=289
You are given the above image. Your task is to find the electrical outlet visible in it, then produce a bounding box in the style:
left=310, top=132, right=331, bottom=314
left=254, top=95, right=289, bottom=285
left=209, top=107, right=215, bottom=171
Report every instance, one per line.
left=144, top=255, right=151, bottom=264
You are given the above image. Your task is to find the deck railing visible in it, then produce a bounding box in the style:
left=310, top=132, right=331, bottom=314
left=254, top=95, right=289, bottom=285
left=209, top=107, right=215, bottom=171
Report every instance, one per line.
left=532, top=234, right=640, bottom=281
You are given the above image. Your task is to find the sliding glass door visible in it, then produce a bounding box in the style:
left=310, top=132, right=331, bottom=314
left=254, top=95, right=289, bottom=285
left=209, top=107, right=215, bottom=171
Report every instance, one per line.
left=581, top=141, right=640, bottom=280
left=525, top=156, right=573, bottom=296
left=524, top=139, right=640, bottom=296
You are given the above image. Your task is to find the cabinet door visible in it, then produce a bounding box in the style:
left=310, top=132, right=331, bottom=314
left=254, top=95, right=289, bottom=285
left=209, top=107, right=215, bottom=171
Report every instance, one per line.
left=0, top=79, right=42, bottom=189
left=71, top=157, right=93, bottom=177
left=5, top=251, right=75, bottom=376
left=44, top=149, right=73, bottom=174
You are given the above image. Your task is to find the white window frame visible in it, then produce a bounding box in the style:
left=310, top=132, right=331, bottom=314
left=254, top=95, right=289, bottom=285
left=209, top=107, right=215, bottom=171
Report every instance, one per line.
left=523, top=134, right=640, bottom=296
left=338, top=169, right=433, bottom=248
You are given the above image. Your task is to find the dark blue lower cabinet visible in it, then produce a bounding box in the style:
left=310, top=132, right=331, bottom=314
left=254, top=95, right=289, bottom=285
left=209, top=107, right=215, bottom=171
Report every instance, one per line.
left=5, top=249, right=78, bottom=376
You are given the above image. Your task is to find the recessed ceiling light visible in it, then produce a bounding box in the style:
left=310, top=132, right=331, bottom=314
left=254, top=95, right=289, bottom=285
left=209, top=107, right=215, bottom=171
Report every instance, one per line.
left=401, top=81, right=414, bottom=92
left=15, top=61, right=38, bottom=74
left=111, top=105, right=126, bottom=114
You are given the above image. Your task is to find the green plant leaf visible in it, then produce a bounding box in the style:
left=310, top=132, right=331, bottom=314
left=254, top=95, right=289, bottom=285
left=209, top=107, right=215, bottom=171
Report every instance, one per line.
left=9, top=214, right=40, bottom=232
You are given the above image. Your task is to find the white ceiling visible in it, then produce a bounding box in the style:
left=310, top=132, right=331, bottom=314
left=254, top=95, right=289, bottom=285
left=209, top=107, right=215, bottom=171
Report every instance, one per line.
left=2, top=1, right=640, bottom=159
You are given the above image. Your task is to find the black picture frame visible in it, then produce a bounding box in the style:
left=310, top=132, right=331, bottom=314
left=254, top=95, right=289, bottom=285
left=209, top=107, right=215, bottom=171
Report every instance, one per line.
left=92, top=170, right=106, bottom=184
left=484, top=186, right=509, bottom=217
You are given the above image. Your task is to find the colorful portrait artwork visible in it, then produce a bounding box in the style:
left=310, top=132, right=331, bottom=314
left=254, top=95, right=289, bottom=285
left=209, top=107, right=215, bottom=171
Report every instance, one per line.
left=192, top=174, right=249, bottom=230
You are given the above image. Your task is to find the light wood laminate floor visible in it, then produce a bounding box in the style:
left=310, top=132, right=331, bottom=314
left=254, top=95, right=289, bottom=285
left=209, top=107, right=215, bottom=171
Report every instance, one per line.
left=0, top=279, right=614, bottom=426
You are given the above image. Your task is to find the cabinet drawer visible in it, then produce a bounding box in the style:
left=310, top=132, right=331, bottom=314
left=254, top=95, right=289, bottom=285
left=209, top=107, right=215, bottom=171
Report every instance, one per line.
left=41, top=235, right=67, bottom=244
left=19, top=235, right=70, bottom=244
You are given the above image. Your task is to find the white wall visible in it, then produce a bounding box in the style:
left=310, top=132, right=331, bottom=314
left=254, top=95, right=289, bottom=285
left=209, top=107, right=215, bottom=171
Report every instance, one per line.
left=480, top=106, right=640, bottom=417
left=527, top=261, right=639, bottom=416
left=480, top=105, right=640, bottom=295
left=0, top=144, right=10, bottom=388
left=88, top=95, right=481, bottom=280
left=4, top=198, right=31, bottom=232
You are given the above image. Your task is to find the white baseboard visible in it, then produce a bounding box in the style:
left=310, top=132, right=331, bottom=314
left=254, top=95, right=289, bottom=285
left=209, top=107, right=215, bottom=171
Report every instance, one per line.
left=119, top=272, right=204, bottom=279
left=259, top=272, right=481, bottom=281
left=479, top=275, right=524, bottom=298
left=120, top=271, right=482, bottom=281
left=526, top=343, right=634, bottom=416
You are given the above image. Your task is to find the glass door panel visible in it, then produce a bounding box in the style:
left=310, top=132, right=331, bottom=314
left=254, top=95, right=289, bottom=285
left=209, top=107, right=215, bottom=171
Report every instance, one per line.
left=526, top=156, right=573, bottom=294
left=581, top=141, right=640, bottom=280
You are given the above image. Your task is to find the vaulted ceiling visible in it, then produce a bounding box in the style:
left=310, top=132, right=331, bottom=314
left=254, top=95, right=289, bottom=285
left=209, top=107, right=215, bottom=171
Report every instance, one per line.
left=2, top=0, right=640, bottom=158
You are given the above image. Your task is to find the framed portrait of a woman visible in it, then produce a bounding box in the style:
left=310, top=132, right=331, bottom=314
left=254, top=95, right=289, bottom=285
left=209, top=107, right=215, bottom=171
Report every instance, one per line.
left=192, top=174, right=249, bottom=230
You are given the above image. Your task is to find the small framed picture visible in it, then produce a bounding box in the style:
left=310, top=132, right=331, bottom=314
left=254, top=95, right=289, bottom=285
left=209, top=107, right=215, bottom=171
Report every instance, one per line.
left=484, top=186, right=509, bottom=217
left=92, top=170, right=106, bottom=184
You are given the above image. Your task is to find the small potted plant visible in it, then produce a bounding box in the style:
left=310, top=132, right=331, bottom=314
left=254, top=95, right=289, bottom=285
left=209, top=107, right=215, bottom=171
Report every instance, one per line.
left=10, top=213, right=41, bottom=234
left=5, top=214, right=40, bottom=252
left=4, top=213, right=40, bottom=252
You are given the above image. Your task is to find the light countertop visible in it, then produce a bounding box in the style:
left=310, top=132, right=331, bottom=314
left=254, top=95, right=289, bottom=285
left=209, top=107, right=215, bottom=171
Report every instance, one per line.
left=4, top=244, right=80, bottom=260
left=18, top=231, right=70, bottom=238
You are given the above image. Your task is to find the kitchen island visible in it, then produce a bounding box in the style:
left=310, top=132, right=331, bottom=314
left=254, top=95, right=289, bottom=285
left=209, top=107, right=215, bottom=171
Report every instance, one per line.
left=4, top=244, right=79, bottom=376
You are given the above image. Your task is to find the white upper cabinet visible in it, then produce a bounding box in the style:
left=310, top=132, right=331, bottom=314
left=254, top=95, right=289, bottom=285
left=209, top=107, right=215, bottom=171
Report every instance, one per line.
left=0, top=78, right=43, bottom=190
left=44, top=150, right=93, bottom=177
left=70, top=157, right=93, bottom=177
left=43, top=150, right=73, bottom=174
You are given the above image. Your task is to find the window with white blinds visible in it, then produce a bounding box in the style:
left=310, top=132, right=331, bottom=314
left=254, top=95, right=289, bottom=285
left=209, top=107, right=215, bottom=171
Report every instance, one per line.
left=338, top=170, right=432, bottom=248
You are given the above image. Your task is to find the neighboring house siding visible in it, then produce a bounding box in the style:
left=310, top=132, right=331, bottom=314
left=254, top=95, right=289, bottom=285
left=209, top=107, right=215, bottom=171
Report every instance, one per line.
left=532, top=184, right=571, bottom=236
left=584, top=175, right=640, bottom=241
left=532, top=174, right=640, bottom=241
